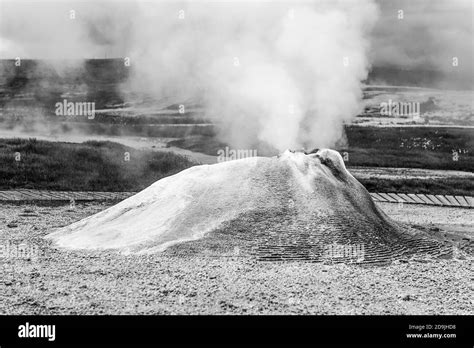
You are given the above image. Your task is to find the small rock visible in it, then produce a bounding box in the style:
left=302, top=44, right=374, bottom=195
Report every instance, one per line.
left=401, top=294, right=415, bottom=301
left=412, top=258, right=430, bottom=263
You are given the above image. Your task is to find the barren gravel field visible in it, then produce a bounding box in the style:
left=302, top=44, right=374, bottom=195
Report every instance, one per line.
left=0, top=202, right=472, bottom=315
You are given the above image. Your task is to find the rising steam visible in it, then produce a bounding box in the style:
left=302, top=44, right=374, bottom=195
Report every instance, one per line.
left=0, top=0, right=379, bottom=151
left=128, top=1, right=379, bottom=150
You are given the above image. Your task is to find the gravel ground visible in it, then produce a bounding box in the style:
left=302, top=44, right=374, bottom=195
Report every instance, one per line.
left=379, top=202, right=474, bottom=254
left=0, top=202, right=472, bottom=315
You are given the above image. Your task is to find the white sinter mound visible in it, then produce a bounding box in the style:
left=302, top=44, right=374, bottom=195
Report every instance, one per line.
left=46, top=149, right=395, bottom=255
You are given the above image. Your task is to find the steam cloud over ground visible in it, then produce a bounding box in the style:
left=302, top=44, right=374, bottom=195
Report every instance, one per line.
left=127, top=1, right=379, bottom=151
left=0, top=0, right=472, bottom=148
left=0, top=0, right=379, bottom=151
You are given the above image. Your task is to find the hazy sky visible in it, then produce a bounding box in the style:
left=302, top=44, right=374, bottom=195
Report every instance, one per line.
left=374, top=0, right=473, bottom=73
left=0, top=0, right=472, bottom=75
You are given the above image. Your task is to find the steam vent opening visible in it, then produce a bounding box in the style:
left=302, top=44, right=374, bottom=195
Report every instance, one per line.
left=47, top=149, right=453, bottom=265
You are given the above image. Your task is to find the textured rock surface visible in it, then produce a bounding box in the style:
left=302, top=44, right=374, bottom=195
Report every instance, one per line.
left=0, top=202, right=471, bottom=314
left=46, top=149, right=453, bottom=263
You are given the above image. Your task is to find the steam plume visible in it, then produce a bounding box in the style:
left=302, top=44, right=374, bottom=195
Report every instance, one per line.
left=128, top=1, right=379, bottom=150
left=0, top=0, right=379, bottom=151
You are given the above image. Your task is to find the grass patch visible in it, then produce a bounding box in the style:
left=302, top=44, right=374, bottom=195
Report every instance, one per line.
left=342, top=126, right=474, bottom=172
left=357, top=177, right=473, bottom=197
left=0, top=138, right=196, bottom=191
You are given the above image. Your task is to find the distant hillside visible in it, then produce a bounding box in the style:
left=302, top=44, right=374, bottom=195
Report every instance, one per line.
left=1, top=60, right=472, bottom=102
left=0, top=59, right=128, bottom=109
left=365, top=66, right=473, bottom=90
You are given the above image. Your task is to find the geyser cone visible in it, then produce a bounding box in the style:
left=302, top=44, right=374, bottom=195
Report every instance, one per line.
left=46, top=149, right=452, bottom=263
